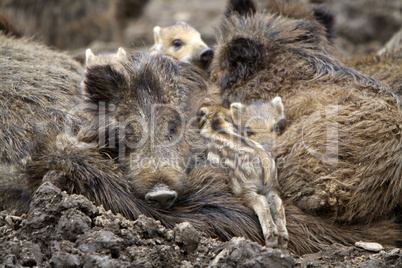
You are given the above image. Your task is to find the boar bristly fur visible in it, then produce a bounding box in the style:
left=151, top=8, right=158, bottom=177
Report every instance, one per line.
left=14, top=47, right=265, bottom=245
left=210, top=0, right=402, bottom=250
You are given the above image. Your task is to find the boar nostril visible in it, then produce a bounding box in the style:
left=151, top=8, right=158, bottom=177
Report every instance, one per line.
left=200, top=48, right=214, bottom=63
left=145, top=189, right=178, bottom=209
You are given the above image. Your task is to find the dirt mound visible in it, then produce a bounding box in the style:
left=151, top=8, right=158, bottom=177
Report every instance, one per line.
left=1, top=182, right=400, bottom=267
left=0, top=183, right=296, bottom=267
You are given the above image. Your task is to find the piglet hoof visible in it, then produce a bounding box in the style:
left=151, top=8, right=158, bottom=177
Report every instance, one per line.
left=264, top=229, right=279, bottom=248
left=278, top=231, right=289, bottom=249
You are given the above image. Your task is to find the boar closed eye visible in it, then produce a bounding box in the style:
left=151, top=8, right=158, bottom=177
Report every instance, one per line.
left=166, top=120, right=181, bottom=140
left=243, top=127, right=255, bottom=137
left=169, top=126, right=177, bottom=135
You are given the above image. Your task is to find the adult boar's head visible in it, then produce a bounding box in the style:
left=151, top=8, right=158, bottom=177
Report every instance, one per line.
left=82, top=49, right=219, bottom=209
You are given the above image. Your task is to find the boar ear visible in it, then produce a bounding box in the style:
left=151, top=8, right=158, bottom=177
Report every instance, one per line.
left=85, top=48, right=96, bottom=66
left=84, top=64, right=127, bottom=103
left=271, top=97, right=286, bottom=134
left=313, top=5, right=335, bottom=42
left=228, top=37, right=264, bottom=68
left=153, top=26, right=163, bottom=48
left=271, top=96, right=284, bottom=118
left=218, top=37, right=264, bottom=89
left=225, top=0, right=256, bottom=18
left=230, top=102, right=244, bottom=125
left=116, top=47, right=127, bottom=60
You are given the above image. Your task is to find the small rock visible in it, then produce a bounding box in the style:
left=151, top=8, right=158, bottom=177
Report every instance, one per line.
left=82, top=254, right=126, bottom=268
left=56, top=208, right=91, bottom=242
left=50, top=252, right=82, bottom=268
left=5, top=215, right=22, bottom=229
left=134, top=215, right=166, bottom=238
left=3, top=255, right=20, bottom=268
left=63, top=194, right=99, bottom=218
left=17, top=241, right=43, bottom=267
left=174, top=222, right=200, bottom=253
left=355, top=241, right=384, bottom=252
left=181, top=260, right=193, bottom=268
left=209, top=237, right=295, bottom=268
left=77, top=230, right=123, bottom=254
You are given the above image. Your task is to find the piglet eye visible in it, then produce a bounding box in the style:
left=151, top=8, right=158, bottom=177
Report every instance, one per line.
left=172, top=39, right=183, bottom=48
left=197, top=107, right=207, bottom=118
left=244, top=127, right=255, bottom=137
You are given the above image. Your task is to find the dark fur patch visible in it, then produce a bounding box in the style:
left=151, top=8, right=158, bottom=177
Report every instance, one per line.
left=273, top=118, right=286, bottom=134
left=133, top=65, right=164, bottom=108
left=224, top=0, right=256, bottom=18
left=212, top=118, right=225, bottom=133
left=84, top=64, right=127, bottom=103
left=210, top=1, right=402, bottom=253
left=219, top=36, right=265, bottom=89
left=226, top=37, right=263, bottom=69
left=313, top=5, right=336, bottom=42
left=294, top=20, right=325, bottom=44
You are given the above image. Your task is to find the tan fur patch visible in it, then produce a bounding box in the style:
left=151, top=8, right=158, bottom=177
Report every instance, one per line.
left=152, top=21, right=213, bottom=69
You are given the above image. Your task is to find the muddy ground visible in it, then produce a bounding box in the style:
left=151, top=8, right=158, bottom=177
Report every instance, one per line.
left=1, top=183, right=400, bottom=267
left=1, top=0, right=401, bottom=267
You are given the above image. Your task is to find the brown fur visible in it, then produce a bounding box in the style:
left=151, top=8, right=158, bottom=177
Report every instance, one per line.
left=197, top=104, right=288, bottom=248
left=77, top=49, right=225, bottom=211
left=84, top=47, right=130, bottom=72
left=0, top=34, right=85, bottom=212
left=224, top=0, right=257, bottom=18
left=261, top=0, right=336, bottom=42
left=0, top=34, right=84, bottom=158
left=151, top=21, right=214, bottom=71
left=284, top=202, right=401, bottom=255
left=210, top=0, right=402, bottom=248
left=344, top=52, right=402, bottom=103
left=2, top=35, right=399, bottom=255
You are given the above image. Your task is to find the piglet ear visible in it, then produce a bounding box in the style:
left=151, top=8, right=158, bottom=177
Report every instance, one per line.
left=116, top=47, right=127, bottom=60
left=230, top=102, right=244, bottom=125
left=85, top=48, right=96, bottom=66
left=83, top=64, right=127, bottom=103
left=271, top=96, right=284, bottom=118
left=153, top=26, right=163, bottom=49
left=271, top=97, right=286, bottom=134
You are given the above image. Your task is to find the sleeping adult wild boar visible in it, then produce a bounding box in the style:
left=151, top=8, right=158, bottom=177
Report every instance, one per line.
left=208, top=0, right=402, bottom=252
left=0, top=33, right=84, bottom=212
left=0, top=38, right=264, bottom=244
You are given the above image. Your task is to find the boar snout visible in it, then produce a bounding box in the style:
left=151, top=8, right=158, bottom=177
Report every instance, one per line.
left=145, top=184, right=178, bottom=209
left=200, top=47, right=214, bottom=64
